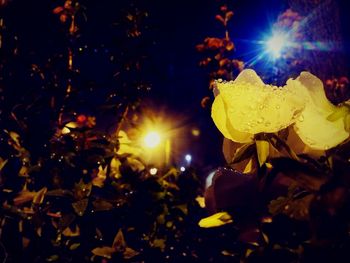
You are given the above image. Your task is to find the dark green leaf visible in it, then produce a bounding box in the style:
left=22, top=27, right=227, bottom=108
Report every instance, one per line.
left=91, top=246, right=115, bottom=259
left=269, top=134, right=299, bottom=161
left=231, top=142, right=256, bottom=164
left=69, top=243, right=80, bottom=250
left=123, top=247, right=139, bottom=259
left=175, top=204, right=188, bottom=215
left=92, top=199, right=114, bottom=211
left=269, top=193, right=314, bottom=220
left=58, top=214, right=76, bottom=231
left=72, top=198, right=88, bottom=216
left=46, top=255, right=59, bottom=262
left=112, top=229, right=126, bottom=252
left=46, top=189, right=73, bottom=198
left=152, top=238, right=166, bottom=251
left=33, top=187, right=47, bottom=205
left=269, top=158, right=327, bottom=191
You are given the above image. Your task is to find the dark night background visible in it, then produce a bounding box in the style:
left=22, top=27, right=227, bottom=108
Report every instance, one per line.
left=2, top=1, right=350, bottom=263
left=1, top=0, right=350, bottom=173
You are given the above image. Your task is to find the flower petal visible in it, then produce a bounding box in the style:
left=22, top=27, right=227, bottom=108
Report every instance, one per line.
left=285, top=126, right=324, bottom=157
left=233, top=68, right=264, bottom=86
left=212, top=94, right=253, bottom=143
left=294, top=106, right=348, bottom=150
left=293, top=72, right=349, bottom=150
left=296, top=72, right=335, bottom=114
left=198, top=212, right=233, bottom=228
left=217, top=69, right=304, bottom=134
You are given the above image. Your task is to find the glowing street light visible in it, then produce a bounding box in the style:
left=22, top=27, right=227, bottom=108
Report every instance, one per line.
left=185, top=154, right=192, bottom=162
left=143, top=131, right=161, bottom=149
left=185, top=154, right=192, bottom=166
left=265, top=32, right=289, bottom=59
left=142, top=129, right=171, bottom=166
left=138, top=112, right=176, bottom=166
left=149, top=167, right=158, bottom=175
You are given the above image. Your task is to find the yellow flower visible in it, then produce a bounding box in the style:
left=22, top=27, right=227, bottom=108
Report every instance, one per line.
left=198, top=212, right=233, bottom=228
left=212, top=69, right=349, bottom=150
left=212, top=69, right=304, bottom=142
left=291, top=72, right=349, bottom=150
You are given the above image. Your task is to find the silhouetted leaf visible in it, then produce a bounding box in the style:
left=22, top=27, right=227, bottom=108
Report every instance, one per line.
left=231, top=142, right=256, bottom=164
left=0, top=158, right=8, bottom=171
left=175, top=204, right=188, bottom=215
left=269, top=135, right=299, bottom=161
left=69, top=243, right=80, bottom=250
left=112, top=229, right=126, bottom=252
left=269, top=158, right=327, bottom=191
left=74, top=180, right=92, bottom=199
left=62, top=225, right=80, bottom=237
left=33, top=187, right=48, bottom=205
left=225, top=41, right=234, bottom=51
left=91, top=246, right=115, bottom=259
left=152, top=238, right=166, bottom=251
left=225, top=11, right=234, bottom=20
left=46, top=255, right=59, bottom=262
left=58, top=214, right=76, bottom=231
left=123, top=247, right=139, bottom=259
left=215, top=15, right=225, bottom=25
left=46, top=189, right=73, bottom=198
left=269, top=193, right=314, bottom=220
left=92, top=199, right=114, bottom=211
left=72, top=198, right=88, bottom=216
left=13, top=191, right=36, bottom=205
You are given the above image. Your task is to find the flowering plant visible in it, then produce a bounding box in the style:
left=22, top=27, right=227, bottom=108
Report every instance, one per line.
left=212, top=69, right=349, bottom=151
left=200, top=69, right=350, bottom=262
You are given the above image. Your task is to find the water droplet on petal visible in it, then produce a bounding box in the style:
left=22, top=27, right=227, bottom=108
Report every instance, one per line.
left=306, top=137, right=314, bottom=145
left=265, top=121, right=271, bottom=127
left=257, top=117, right=264, bottom=124
left=298, top=115, right=304, bottom=122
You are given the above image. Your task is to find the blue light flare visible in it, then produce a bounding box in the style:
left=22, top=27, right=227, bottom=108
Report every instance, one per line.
left=265, top=31, right=290, bottom=59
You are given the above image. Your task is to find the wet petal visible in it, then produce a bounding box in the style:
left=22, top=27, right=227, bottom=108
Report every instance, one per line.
left=211, top=94, right=253, bottom=142
left=217, top=69, right=304, bottom=134
left=233, top=68, right=264, bottom=86
left=286, top=126, right=324, bottom=157
left=198, top=212, right=233, bottom=228
left=293, top=72, right=349, bottom=150
left=296, top=72, right=335, bottom=114
left=294, top=107, right=348, bottom=150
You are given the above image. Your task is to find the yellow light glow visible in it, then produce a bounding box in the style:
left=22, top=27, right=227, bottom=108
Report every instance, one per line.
left=143, top=131, right=161, bottom=148
left=149, top=167, right=158, bottom=175
left=191, top=128, right=200, bottom=137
